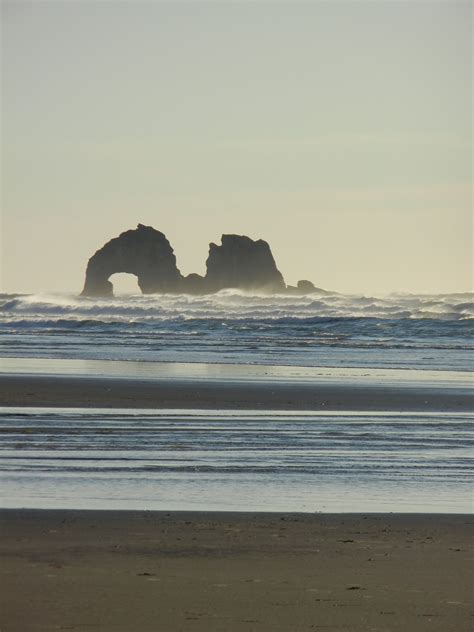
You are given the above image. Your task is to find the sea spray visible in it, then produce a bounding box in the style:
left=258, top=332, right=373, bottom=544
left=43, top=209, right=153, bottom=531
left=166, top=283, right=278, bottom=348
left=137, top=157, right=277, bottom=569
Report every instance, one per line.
left=0, top=291, right=472, bottom=371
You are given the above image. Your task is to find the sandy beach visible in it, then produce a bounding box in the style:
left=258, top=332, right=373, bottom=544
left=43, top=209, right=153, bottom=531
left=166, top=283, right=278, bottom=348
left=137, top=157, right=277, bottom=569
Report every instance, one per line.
left=1, top=368, right=472, bottom=628
left=0, top=373, right=472, bottom=411
left=0, top=509, right=472, bottom=631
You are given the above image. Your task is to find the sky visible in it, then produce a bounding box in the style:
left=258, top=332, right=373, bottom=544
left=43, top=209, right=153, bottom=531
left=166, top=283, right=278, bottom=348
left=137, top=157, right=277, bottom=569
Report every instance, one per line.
left=1, top=0, right=472, bottom=295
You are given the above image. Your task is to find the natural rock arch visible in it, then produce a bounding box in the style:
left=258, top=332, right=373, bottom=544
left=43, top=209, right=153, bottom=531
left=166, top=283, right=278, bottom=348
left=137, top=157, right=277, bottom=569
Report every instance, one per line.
left=81, top=224, right=182, bottom=297
left=80, top=224, right=324, bottom=297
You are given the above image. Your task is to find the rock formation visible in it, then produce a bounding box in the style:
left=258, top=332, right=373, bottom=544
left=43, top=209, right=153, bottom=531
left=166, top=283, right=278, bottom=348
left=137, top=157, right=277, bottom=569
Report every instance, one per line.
left=286, top=280, right=331, bottom=296
left=81, top=224, right=182, bottom=297
left=81, top=224, right=323, bottom=297
left=181, top=273, right=207, bottom=295
left=204, top=234, right=286, bottom=293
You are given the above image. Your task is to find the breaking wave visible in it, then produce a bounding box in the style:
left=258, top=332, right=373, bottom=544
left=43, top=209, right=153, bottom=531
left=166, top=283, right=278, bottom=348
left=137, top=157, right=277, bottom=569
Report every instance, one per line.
left=1, top=290, right=472, bottom=322
left=0, top=291, right=472, bottom=370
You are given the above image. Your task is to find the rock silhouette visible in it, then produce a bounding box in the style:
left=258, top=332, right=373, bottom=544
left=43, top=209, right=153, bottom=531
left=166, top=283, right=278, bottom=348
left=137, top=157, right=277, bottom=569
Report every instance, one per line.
left=81, top=224, right=322, bottom=297
left=286, top=279, right=331, bottom=296
left=205, top=234, right=285, bottom=293
left=81, top=224, right=182, bottom=297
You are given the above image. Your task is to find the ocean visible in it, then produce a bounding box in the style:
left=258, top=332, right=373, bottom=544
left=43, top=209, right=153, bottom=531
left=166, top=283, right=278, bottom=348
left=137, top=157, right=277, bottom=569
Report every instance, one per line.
left=0, top=290, right=472, bottom=513
left=1, top=290, right=472, bottom=370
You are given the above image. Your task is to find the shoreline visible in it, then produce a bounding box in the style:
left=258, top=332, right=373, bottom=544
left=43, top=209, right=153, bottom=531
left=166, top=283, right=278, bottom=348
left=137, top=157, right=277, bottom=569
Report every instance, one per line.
left=0, top=372, right=472, bottom=411
left=1, top=509, right=472, bottom=631
left=2, top=355, right=472, bottom=380
left=0, top=508, right=472, bottom=518
left=3, top=507, right=472, bottom=518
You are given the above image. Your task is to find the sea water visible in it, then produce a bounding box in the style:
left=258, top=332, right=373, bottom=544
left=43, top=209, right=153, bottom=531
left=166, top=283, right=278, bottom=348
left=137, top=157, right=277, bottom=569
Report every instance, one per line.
left=0, top=408, right=472, bottom=513
left=0, top=290, right=472, bottom=512
left=0, top=290, right=472, bottom=370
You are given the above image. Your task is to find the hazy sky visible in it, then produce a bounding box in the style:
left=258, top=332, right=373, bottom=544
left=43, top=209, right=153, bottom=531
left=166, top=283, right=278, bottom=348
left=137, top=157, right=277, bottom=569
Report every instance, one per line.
left=1, top=0, right=472, bottom=295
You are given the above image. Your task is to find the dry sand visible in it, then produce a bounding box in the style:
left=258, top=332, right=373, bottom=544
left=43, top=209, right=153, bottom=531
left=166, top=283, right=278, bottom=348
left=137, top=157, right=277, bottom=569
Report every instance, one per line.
left=0, top=510, right=472, bottom=632
left=0, top=373, right=472, bottom=411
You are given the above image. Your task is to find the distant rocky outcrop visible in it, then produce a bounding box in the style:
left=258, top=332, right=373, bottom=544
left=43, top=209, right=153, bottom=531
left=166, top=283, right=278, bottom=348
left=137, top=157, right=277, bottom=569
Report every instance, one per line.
left=81, top=224, right=325, bottom=297
left=81, top=224, right=182, bottom=297
left=181, top=273, right=207, bottom=295
left=286, top=280, right=331, bottom=296
left=204, top=234, right=286, bottom=293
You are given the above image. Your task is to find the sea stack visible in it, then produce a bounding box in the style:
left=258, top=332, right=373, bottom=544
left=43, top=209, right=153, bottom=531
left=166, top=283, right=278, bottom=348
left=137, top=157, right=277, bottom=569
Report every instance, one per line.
left=81, top=225, right=298, bottom=297
left=204, top=234, right=286, bottom=293
left=81, top=224, right=182, bottom=297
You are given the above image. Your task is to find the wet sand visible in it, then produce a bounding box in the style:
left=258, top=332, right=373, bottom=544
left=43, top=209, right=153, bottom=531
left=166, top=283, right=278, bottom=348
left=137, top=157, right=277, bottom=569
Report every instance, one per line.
left=0, top=510, right=472, bottom=631
left=1, top=371, right=472, bottom=630
left=0, top=373, right=472, bottom=411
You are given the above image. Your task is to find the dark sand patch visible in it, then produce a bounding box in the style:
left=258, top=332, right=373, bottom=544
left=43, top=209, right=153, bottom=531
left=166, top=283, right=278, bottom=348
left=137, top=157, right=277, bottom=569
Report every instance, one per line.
left=0, top=373, right=471, bottom=411
left=0, top=510, right=472, bottom=631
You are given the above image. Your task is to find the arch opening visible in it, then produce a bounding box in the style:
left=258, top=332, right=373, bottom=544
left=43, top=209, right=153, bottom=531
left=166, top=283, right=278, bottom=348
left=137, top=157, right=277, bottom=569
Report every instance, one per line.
left=108, top=273, right=141, bottom=296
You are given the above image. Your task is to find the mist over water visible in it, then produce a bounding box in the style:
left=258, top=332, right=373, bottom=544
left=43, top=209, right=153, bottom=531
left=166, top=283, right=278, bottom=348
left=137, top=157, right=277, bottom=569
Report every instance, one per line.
left=0, top=290, right=472, bottom=371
